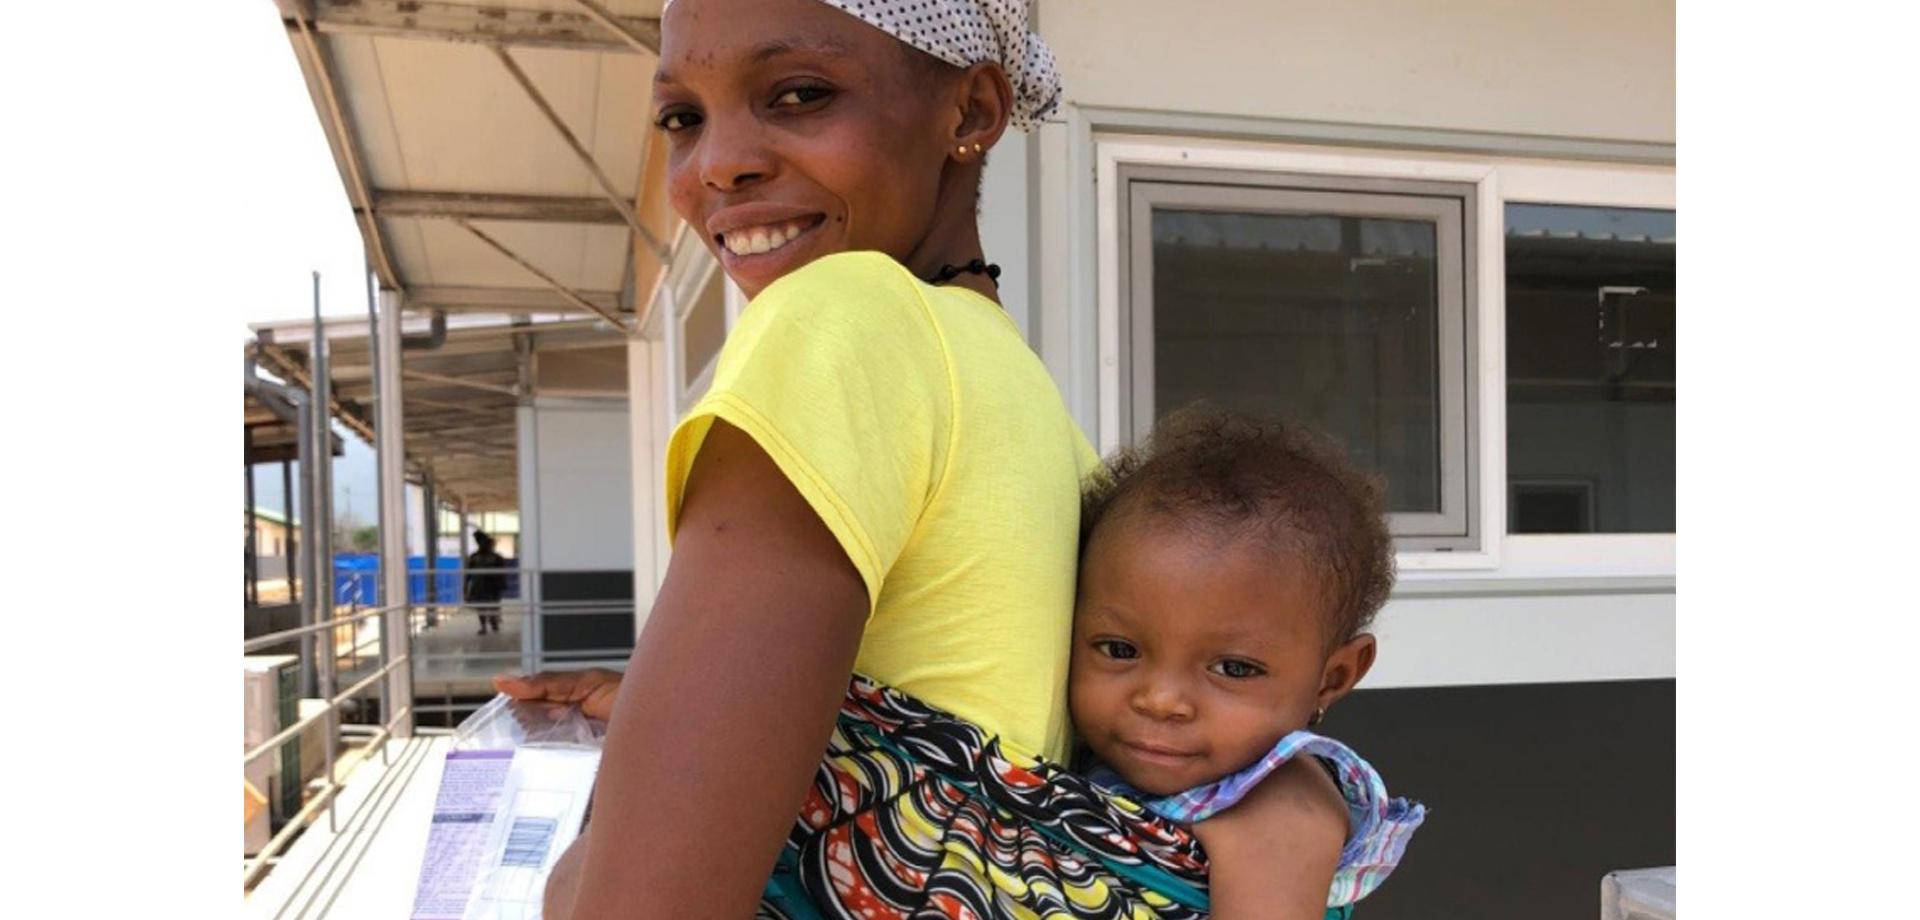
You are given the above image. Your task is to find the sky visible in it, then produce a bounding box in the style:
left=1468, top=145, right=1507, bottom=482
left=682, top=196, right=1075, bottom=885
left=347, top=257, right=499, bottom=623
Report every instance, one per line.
left=237, top=6, right=396, bottom=522
left=233, top=6, right=381, bottom=330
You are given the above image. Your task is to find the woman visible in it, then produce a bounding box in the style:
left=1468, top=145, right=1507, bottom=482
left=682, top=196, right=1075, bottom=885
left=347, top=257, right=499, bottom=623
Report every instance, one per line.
left=500, top=1, right=1329, bottom=916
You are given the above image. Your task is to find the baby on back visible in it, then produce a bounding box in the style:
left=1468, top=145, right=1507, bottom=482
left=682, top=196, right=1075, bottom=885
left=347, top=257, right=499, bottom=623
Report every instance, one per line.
left=1070, top=407, right=1425, bottom=918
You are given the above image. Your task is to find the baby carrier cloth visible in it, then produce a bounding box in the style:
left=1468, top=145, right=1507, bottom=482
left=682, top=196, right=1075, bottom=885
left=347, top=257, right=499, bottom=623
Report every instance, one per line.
left=757, top=675, right=1356, bottom=919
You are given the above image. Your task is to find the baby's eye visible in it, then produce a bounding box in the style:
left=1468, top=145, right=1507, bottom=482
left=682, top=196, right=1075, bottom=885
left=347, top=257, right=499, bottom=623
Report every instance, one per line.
left=1093, top=639, right=1139, bottom=661
left=773, top=86, right=833, bottom=107
left=1209, top=659, right=1266, bottom=679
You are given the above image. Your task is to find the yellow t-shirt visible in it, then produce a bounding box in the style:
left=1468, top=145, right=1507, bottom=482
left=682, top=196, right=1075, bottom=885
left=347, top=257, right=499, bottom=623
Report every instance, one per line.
left=664, top=251, right=1098, bottom=762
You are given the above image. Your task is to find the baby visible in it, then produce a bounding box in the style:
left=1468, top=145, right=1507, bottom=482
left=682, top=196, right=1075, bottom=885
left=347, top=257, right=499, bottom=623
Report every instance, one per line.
left=1070, top=408, right=1425, bottom=919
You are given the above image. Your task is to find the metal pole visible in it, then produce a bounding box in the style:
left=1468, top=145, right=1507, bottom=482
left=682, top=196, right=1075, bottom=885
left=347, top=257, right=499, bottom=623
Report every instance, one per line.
left=282, top=459, right=298, bottom=609
left=376, top=285, right=415, bottom=738
left=311, top=272, right=339, bottom=832
left=459, top=504, right=471, bottom=639
left=367, top=269, right=393, bottom=763
left=294, top=393, right=317, bottom=699
left=515, top=334, right=541, bottom=673
left=245, top=428, right=258, bottom=608
left=312, top=273, right=338, bottom=702
left=423, top=477, right=439, bottom=627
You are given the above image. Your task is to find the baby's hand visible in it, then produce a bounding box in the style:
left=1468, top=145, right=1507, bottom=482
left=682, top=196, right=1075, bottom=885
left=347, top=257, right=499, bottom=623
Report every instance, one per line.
left=1192, top=757, right=1348, bottom=920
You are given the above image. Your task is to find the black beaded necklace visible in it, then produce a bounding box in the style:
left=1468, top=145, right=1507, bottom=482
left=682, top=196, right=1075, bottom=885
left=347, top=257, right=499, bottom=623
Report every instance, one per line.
left=926, top=258, right=1001, bottom=288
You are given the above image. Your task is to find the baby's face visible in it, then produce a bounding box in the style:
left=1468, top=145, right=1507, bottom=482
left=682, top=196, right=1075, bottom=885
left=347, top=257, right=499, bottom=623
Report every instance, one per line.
left=1069, top=514, right=1333, bottom=797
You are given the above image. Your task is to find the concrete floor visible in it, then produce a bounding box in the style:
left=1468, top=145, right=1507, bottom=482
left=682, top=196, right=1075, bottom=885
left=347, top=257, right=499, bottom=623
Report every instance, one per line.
left=328, top=607, right=529, bottom=708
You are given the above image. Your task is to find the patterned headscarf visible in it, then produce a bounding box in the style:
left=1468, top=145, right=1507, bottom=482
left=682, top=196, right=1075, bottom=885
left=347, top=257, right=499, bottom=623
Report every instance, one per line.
left=665, top=0, right=1062, bottom=130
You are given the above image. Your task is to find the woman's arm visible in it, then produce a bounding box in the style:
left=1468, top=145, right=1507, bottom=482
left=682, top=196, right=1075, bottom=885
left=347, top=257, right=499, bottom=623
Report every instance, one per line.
left=1191, top=756, right=1350, bottom=920
left=543, top=421, right=870, bottom=918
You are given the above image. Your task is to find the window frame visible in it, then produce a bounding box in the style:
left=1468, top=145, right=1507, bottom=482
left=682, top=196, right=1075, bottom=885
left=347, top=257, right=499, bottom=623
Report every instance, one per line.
left=1117, top=166, right=1480, bottom=549
left=1095, top=135, right=1675, bottom=578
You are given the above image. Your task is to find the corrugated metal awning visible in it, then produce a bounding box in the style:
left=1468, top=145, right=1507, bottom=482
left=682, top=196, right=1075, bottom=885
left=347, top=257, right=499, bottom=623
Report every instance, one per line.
left=263, top=0, right=673, bottom=510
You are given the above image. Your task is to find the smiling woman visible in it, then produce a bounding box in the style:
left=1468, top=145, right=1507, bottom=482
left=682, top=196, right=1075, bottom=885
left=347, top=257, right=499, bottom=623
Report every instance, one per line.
left=494, top=0, right=1189, bottom=917
left=648, top=0, right=1023, bottom=298
left=487, top=1, right=1390, bottom=914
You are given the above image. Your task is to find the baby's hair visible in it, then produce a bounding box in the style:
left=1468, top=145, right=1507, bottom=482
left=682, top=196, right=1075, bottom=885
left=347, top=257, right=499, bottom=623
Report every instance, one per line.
left=1080, top=406, right=1396, bottom=648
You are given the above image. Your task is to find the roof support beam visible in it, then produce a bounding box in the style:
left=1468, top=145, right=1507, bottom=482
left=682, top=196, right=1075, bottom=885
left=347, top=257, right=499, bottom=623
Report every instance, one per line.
left=456, top=218, right=632, bottom=332
left=373, top=190, right=627, bottom=225
left=406, top=285, right=624, bottom=315
left=489, top=45, right=671, bottom=263
left=255, top=342, right=378, bottom=443
left=408, top=396, right=515, bottom=417
left=402, top=368, right=521, bottom=398
left=569, top=0, right=662, bottom=56
left=311, top=0, right=659, bottom=54
left=275, top=2, right=402, bottom=290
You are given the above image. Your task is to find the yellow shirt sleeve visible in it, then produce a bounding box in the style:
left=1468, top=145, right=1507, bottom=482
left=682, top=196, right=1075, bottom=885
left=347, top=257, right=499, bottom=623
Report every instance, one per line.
left=663, top=252, right=955, bottom=612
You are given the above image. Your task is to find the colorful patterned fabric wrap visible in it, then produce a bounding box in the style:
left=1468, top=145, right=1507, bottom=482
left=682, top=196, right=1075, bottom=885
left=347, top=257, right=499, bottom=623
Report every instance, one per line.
left=758, top=676, right=1354, bottom=919
left=1088, top=731, right=1426, bottom=908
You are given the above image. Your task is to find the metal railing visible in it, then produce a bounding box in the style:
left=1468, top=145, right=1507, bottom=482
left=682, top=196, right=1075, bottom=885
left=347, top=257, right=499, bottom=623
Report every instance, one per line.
left=241, top=567, right=637, bottom=889
left=242, top=603, right=412, bottom=889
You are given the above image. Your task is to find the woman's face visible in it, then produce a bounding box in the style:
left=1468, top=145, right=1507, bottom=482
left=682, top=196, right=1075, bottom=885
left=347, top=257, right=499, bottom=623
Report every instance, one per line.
left=652, top=0, right=959, bottom=298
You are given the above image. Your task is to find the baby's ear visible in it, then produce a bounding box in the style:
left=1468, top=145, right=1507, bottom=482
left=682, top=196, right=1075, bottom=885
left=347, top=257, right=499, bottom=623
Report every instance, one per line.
left=1317, top=633, right=1378, bottom=709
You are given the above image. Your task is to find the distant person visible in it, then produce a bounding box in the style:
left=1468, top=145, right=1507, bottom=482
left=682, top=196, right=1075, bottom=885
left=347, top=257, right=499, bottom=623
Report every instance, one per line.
left=464, top=531, right=507, bottom=635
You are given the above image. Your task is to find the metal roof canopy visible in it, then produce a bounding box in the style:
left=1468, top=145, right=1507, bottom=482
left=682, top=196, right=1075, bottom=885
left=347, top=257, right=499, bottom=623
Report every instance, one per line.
left=252, top=312, right=617, bottom=510
left=244, top=390, right=346, bottom=465
left=267, top=0, right=667, bottom=512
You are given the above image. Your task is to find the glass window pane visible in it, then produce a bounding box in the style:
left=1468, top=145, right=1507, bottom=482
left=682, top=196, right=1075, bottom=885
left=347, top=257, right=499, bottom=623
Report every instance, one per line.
left=1505, top=204, right=1674, bottom=533
left=682, top=273, right=727, bottom=388
left=1151, top=208, right=1443, bottom=513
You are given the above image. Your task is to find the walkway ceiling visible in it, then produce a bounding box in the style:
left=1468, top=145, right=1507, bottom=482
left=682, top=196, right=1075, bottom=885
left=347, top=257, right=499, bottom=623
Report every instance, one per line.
left=262, top=0, right=668, bottom=512
left=252, top=314, right=616, bottom=510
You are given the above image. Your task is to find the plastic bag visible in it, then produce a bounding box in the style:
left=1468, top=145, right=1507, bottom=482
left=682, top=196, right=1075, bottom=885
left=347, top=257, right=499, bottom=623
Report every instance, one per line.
left=409, top=695, right=605, bottom=920
left=453, top=694, right=607, bottom=751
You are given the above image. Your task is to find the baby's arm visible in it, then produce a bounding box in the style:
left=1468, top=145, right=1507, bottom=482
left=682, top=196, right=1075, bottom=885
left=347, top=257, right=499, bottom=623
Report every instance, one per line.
left=1191, top=755, right=1349, bottom=920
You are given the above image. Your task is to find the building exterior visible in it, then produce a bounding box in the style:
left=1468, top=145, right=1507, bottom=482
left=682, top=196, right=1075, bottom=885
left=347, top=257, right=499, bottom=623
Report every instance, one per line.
left=264, top=2, right=1674, bottom=914
left=248, top=507, right=294, bottom=563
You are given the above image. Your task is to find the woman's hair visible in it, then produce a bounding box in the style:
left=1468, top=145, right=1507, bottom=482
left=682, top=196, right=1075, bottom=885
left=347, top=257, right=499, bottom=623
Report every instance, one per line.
left=1080, top=405, right=1396, bottom=647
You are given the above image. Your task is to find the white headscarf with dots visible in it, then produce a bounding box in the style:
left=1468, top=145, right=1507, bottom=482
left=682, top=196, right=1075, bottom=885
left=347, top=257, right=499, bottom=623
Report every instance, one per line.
left=666, top=0, right=1062, bottom=130
left=815, top=1, right=1061, bottom=130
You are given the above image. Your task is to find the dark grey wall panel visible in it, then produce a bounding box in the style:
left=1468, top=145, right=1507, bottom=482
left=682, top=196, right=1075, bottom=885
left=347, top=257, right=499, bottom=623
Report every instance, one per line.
left=538, top=569, right=635, bottom=657
left=1322, top=679, right=1674, bottom=919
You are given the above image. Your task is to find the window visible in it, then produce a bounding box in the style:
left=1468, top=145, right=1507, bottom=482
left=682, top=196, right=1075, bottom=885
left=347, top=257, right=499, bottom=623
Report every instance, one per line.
left=1118, top=166, right=1479, bottom=551
left=1504, top=204, right=1674, bottom=534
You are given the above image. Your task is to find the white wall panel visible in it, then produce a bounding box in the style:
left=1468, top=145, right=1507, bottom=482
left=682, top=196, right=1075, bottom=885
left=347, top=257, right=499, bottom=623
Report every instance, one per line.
left=978, top=130, right=1034, bottom=339
left=528, top=397, right=633, bottom=570
left=1365, top=588, right=1675, bottom=689
left=1041, top=0, right=1674, bottom=144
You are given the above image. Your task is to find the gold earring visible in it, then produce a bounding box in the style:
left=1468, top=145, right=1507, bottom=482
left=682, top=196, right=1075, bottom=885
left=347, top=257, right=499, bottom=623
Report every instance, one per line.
left=1309, top=706, right=1326, bottom=727
left=957, top=145, right=968, bottom=156
left=972, top=143, right=983, bottom=153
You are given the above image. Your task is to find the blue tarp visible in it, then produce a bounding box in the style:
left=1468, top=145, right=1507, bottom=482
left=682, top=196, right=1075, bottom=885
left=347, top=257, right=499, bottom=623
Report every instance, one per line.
left=333, top=553, right=519, bottom=606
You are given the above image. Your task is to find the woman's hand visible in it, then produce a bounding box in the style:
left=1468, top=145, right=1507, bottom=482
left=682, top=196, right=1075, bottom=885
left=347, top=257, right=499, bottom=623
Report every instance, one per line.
left=492, top=669, right=623, bottom=722
left=1192, top=756, right=1349, bottom=920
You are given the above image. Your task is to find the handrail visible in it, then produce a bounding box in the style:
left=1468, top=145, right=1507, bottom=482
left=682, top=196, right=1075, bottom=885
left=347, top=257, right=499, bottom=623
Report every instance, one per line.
left=243, top=580, right=641, bottom=891
left=243, top=593, right=416, bottom=890
left=243, top=603, right=405, bottom=652
left=243, top=655, right=409, bottom=767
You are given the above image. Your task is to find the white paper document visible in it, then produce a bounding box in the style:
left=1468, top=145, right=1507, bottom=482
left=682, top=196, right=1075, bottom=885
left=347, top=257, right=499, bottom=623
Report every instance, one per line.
left=409, top=746, right=600, bottom=920
left=412, top=750, right=514, bottom=920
